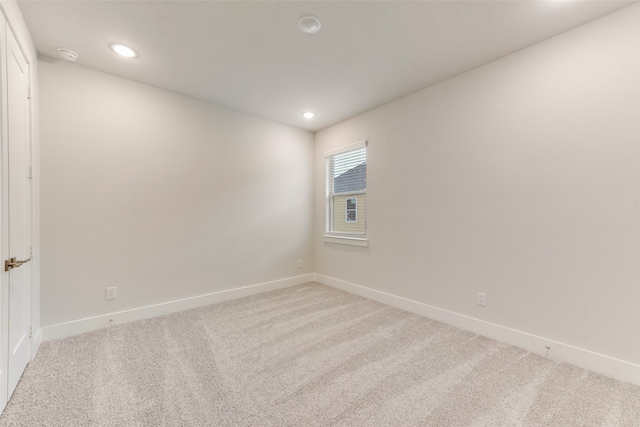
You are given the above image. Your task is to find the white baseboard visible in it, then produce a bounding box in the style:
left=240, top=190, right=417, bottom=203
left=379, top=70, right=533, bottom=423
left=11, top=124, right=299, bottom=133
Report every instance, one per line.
left=30, top=327, right=42, bottom=361
left=314, top=273, right=640, bottom=386
left=42, top=274, right=315, bottom=342
left=40, top=272, right=640, bottom=386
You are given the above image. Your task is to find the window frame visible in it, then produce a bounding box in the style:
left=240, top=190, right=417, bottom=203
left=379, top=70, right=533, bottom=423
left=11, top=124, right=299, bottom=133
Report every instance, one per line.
left=324, top=140, right=368, bottom=247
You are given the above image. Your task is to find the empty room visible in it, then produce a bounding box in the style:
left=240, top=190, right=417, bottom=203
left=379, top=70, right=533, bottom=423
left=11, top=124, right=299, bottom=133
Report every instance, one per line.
left=0, top=0, right=638, bottom=425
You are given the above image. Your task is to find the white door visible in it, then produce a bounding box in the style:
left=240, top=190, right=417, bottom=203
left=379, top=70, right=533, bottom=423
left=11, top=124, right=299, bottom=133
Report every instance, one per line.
left=2, top=24, right=32, bottom=404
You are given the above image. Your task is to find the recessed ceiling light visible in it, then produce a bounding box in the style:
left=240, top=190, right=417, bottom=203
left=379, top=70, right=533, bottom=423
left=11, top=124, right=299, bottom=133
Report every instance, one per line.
left=298, top=15, right=321, bottom=34
left=302, top=112, right=315, bottom=119
left=110, top=43, right=137, bottom=58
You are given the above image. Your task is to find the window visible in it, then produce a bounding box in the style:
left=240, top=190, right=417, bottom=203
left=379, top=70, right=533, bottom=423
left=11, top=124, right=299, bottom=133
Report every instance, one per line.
left=325, top=141, right=367, bottom=245
left=346, top=198, right=357, bottom=222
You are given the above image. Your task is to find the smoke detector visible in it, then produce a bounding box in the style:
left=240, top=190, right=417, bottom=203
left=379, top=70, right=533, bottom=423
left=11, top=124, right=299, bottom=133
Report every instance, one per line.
left=298, top=15, right=321, bottom=34
left=57, top=48, right=79, bottom=62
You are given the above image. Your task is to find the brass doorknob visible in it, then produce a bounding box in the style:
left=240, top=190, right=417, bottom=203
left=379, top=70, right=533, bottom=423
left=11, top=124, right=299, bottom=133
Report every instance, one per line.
left=4, top=257, right=31, bottom=272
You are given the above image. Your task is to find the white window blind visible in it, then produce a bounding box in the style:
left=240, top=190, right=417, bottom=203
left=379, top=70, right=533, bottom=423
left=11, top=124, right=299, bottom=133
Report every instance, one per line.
left=326, top=142, right=367, bottom=237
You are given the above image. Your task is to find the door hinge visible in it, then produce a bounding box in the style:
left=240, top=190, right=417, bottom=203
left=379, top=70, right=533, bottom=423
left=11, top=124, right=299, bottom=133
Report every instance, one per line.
left=27, top=87, right=31, bottom=100
left=28, top=166, right=32, bottom=179
left=28, top=326, right=33, bottom=338
left=30, top=247, right=33, bottom=257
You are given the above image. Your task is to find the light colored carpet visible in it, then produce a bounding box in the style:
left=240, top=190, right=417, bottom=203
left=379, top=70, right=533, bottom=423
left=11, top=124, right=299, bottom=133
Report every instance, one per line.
left=1, top=282, right=639, bottom=426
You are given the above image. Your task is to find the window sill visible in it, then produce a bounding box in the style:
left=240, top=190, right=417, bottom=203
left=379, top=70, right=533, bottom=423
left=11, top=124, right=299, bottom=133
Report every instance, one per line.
left=323, top=235, right=369, bottom=247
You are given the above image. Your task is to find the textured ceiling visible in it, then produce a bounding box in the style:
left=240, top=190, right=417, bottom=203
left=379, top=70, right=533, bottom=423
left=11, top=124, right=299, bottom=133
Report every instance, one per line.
left=19, top=1, right=634, bottom=132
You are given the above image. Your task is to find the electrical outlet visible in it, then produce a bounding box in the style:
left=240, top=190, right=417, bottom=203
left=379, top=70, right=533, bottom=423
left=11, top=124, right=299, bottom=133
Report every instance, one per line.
left=476, top=292, right=487, bottom=307
left=106, top=287, right=117, bottom=300
left=297, top=259, right=302, bottom=269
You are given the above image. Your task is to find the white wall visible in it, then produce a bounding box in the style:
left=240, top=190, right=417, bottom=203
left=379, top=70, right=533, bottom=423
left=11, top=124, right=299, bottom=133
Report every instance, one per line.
left=39, top=59, right=314, bottom=327
left=314, top=4, right=640, bottom=365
